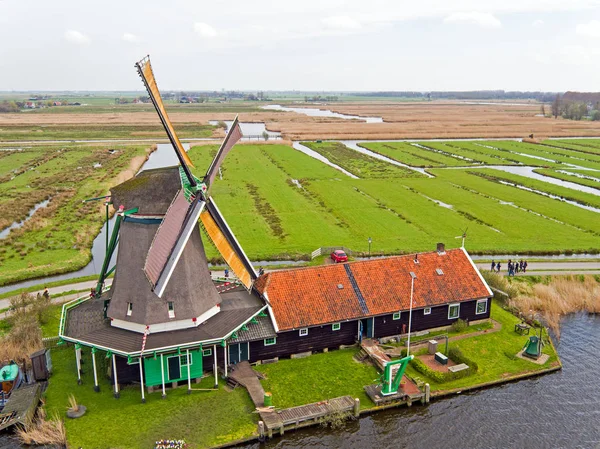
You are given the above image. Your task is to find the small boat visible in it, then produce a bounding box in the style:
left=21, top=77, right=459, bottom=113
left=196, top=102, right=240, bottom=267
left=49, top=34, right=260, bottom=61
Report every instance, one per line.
left=0, top=362, right=23, bottom=398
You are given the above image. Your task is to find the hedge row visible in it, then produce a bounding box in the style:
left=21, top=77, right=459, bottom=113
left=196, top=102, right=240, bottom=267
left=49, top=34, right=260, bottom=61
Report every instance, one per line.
left=411, top=348, right=478, bottom=383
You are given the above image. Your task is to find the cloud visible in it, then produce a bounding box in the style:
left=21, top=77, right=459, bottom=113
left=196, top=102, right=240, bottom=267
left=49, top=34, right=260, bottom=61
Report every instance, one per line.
left=576, top=20, right=600, bottom=38
left=321, top=15, right=362, bottom=30
left=122, top=32, right=141, bottom=43
left=443, top=12, right=502, bottom=28
left=194, top=22, right=218, bottom=38
left=532, top=19, right=544, bottom=28
left=64, top=29, right=90, bottom=45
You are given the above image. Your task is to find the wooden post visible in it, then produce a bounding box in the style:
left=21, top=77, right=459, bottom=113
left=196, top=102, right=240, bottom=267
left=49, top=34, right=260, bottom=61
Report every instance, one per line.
left=258, top=421, right=265, bottom=442
left=223, top=342, right=228, bottom=378
left=279, top=424, right=284, bottom=436
left=112, top=354, right=120, bottom=399
left=186, top=349, right=191, bottom=394
left=213, top=344, right=218, bottom=388
left=75, top=347, right=82, bottom=385
left=353, top=398, right=360, bottom=417
left=160, top=353, right=166, bottom=398
left=139, top=357, right=146, bottom=403
left=425, top=383, right=430, bottom=404
left=92, top=350, right=99, bottom=392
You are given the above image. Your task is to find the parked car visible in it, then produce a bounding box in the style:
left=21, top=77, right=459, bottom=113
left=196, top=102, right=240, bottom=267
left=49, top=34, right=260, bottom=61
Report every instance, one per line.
left=330, top=250, right=348, bottom=263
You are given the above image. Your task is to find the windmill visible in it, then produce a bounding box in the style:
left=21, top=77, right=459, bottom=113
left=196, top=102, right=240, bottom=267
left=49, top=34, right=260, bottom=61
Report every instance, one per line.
left=134, top=56, right=257, bottom=297
left=455, top=227, right=468, bottom=249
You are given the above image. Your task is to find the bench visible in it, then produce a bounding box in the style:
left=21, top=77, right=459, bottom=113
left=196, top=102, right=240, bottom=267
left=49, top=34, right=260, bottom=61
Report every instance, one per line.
left=515, top=323, right=530, bottom=335
left=434, top=352, right=448, bottom=365
left=448, top=363, right=469, bottom=373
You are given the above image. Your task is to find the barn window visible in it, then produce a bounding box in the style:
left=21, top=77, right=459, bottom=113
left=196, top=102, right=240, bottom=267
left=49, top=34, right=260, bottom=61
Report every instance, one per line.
left=424, top=307, right=431, bottom=315
left=393, top=312, right=401, bottom=320
left=264, top=337, right=276, bottom=346
left=127, top=302, right=133, bottom=316
left=180, top=353, right=192, bottom=366
left=202, top=348, right=212, bottom=357
left=332, top=323, right=341, bottom=331
left=448, top=303, right=460, bottom=320
left=168, top=302, right=175, bottom=318
left=299, top=328, right=308, bottom=337
left=476, top=299, right=488, bottom=315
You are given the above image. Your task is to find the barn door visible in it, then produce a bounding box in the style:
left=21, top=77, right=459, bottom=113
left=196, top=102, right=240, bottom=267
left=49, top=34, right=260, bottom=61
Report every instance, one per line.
left=168, top=356, right=181, bottom=380
left=229, top=344, right=240, bottom=365
left=240, top=342, right=249, bottom=362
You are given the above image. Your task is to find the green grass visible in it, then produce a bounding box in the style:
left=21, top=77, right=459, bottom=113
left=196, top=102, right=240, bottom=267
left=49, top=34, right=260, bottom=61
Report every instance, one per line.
left=0, top=274, right=102, bottom=300
left=0, top=124, right=215, bottom=141
left=534, top=169, right=599, bottom=191
left=303, top=141, right=423, bottom=178
left=361, top=142, right=465, bottom=167
left=0, top=302, right=62, bottom=337
left=404, top=303, right=559, bottom=392
left=44, top=348, right=258, bottom=449
left=255, top=349, right=379, bottom=409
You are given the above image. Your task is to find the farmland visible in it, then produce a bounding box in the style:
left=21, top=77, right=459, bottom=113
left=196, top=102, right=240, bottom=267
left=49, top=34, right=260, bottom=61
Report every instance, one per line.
left=2, top=130, right=600, bottom=288
left=0, top=143, right=154, bottom=286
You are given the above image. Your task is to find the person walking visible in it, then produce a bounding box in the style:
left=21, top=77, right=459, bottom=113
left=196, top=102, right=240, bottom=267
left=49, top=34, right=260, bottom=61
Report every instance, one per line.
left=491, top=260, right=496, bottom=271
left=514, top=262, right=519, bottom=274
left=43, top=287, right=50, bottom=300
left=523, top=260, right=528, bottom=273
left=497, top=262, right=501, bottom=273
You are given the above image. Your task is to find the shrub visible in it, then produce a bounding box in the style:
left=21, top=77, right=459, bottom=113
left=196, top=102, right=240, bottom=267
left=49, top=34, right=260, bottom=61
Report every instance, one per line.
left=450, top=319, right=469, bottom=333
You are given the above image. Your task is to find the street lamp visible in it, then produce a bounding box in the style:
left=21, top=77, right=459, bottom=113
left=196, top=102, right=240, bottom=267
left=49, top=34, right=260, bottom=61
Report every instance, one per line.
left=406, top=272, right=417, bottom=357
left=368, top=237, right=372, bottom=257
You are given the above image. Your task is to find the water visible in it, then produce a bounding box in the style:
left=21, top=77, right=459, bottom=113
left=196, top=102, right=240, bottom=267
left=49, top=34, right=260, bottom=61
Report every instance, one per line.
left=0, top=199, right=51, bottom=239
left=292, top=142, right=359, bottom=179
left=262, top=105, right=383, bottom=124
left=0, top=143, right=183, bottom=294
left=208, top=121, right=281, bottom=139
left=340, top=141, right=431, bottom=177
left=239, top=314, right=600, bottom=449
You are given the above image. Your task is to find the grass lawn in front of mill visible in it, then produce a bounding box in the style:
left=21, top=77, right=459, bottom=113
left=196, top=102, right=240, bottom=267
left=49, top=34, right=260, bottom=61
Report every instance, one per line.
left=404, top=302, right=560, bottom=392
left=44, top=348, right=258, bottom=449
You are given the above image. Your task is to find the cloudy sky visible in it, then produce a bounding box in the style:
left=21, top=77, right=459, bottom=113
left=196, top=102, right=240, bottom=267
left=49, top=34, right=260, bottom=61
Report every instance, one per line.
left=1, top=0, right=600, bottom=91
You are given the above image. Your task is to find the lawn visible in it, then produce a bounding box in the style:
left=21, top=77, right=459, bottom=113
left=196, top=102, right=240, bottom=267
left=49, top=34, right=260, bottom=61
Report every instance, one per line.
left=44, top=348, right=258, bottom=449
left=254, top=348, right=380, bottom=410
left=404, top=302, right=559, bottom=392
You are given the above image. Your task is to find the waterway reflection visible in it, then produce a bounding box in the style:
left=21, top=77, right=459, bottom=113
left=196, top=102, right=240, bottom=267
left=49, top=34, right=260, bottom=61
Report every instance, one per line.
left=240, top=314, right=600, bottom=449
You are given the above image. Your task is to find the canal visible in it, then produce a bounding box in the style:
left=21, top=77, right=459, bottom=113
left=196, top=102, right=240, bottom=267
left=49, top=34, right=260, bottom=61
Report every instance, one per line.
left=240, top=313, right=600, bottom=449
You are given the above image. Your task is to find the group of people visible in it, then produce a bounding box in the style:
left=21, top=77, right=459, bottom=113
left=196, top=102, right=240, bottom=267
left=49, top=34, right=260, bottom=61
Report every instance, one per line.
left=491, top=259, right=528, bottom=275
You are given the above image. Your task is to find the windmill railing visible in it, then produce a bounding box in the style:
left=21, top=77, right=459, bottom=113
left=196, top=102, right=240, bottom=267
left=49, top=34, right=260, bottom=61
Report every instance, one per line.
left=311, top=246, right=355, bottom=260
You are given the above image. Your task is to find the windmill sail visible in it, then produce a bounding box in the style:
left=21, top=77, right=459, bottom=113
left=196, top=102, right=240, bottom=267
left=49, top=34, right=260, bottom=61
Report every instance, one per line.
left=135, top=56, right=196, bottom=185
left=205, top=116, right=242, bottom=188
left=200, top=199, right=256, bottom=289
left=145, top=192, right=206, bottom=297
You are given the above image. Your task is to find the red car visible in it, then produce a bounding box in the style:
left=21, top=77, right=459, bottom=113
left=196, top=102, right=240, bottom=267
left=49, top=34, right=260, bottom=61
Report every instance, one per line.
left=331, top=250, right=348, bottom=263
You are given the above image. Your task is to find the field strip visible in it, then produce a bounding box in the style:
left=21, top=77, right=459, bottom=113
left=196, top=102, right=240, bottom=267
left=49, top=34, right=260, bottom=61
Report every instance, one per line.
left=339, top=141, right=431, bottom=176
left=292, top=141, right=359, bottom=179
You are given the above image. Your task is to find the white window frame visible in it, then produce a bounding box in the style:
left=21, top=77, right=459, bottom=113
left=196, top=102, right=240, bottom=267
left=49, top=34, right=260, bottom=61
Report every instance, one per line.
left=202, top=348, right=212, bottom=357
left=392, top=312, right=401, bottom=320
left=168, top=301, right=175, bottom=319
left=476, top=299, right=488, bottom=315
left=332, top=323, right=341, bottom=331
left=180, top=353, right=192, bottom=366
left=299, top=328, right=308, bottom=337
left=264, top=337, right=276, bottom=346
left=127, top=302, right=133, bottom=316
left=424, top=307, right=431, bottom=315
left=448, top=303, right=460, bottom=320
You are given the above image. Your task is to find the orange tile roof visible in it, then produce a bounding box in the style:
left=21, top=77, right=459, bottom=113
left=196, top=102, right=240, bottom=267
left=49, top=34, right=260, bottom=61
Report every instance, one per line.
left=255, top=248, right=492, bottom=331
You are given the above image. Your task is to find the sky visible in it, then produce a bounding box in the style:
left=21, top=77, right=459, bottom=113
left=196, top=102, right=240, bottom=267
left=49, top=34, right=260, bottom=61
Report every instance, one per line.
left=1, top=0, right=600, bottom=91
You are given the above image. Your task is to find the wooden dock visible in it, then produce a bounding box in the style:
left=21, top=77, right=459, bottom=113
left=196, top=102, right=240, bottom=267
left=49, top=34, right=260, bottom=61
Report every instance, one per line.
left=0, top=384, right=41, bottom=431
left=259, top=396, right=356, bottom=434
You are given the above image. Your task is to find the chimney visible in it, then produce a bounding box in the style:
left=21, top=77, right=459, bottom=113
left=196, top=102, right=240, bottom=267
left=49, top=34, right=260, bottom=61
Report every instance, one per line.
left=437, top=243, right=445, bottom=254
left=414, top=254, right=419, bottom=264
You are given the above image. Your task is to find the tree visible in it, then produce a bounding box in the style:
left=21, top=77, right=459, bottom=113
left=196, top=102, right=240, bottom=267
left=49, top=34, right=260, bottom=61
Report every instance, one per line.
left=540, top=104, right=546, bottom=117
left=551, top=94, right=561, bottom=118
left=262, top=131, right=270, bottom=141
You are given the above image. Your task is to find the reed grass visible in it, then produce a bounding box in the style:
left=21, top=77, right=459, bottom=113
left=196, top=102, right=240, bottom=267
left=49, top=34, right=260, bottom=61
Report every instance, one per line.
left=15, top=409, right=66, bottom=446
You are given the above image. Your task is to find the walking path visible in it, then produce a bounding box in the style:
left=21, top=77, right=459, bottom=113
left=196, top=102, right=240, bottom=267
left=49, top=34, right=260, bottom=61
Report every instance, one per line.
left=227, top=361, right=265, bottom=408
left=475, top=261, right=600, bottom=276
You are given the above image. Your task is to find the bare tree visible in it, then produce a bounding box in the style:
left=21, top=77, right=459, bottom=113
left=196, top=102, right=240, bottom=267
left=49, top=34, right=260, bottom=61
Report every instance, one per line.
left=540, top=104, right=546, bottom=117
left=551, top=94, right=561, bottom=118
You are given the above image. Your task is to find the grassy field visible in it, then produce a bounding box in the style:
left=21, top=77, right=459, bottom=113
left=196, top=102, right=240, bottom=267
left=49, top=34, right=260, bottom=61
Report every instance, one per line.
left=404, top=302, right=559, bottom=392
left=185, top=142, right=600, bottom=261
left=534, top=169, right=600, bottom=190
left=44, top=348, right=257, bottom=449
left=0, top=143, right=153, bottom=286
